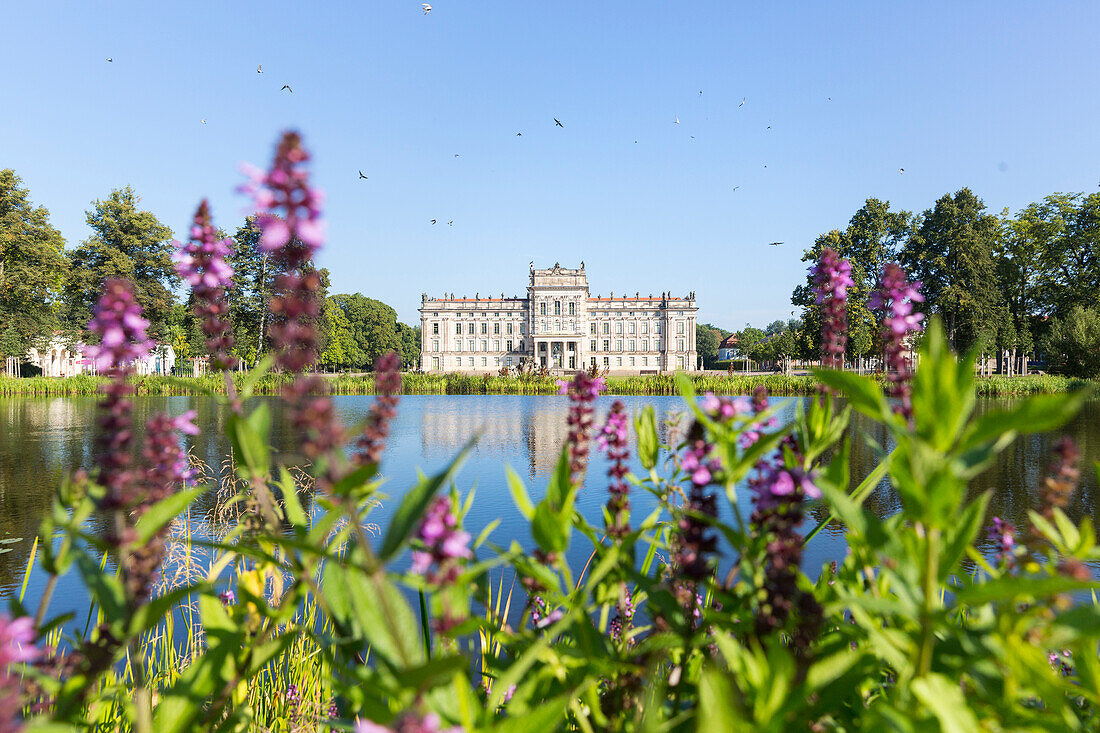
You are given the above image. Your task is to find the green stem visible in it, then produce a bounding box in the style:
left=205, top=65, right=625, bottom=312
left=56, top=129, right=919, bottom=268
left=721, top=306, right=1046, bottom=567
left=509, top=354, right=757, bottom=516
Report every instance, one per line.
left=916, top=525, right=940, bottom=678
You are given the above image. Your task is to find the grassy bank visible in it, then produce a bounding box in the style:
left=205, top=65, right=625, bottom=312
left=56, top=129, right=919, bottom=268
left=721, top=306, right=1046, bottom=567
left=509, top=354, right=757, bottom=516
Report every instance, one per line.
left=1, top=371, right=1095, bottom=397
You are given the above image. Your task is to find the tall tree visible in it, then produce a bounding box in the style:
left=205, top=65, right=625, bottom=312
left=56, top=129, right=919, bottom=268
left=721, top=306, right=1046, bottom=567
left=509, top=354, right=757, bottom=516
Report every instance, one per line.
left=319, top=295, right=355, bottom=371
left=62, top=187, right=176, bottom=340
left=1042, top=305, right=1100, bottom=378
left=792, top=198, right=912, bottom=364
left=396, top=322, right=421, bottom=370
left=332, top=293, right=402, bottom=369
left=227, top=218, right=271, bottom=366
left=695, top=324, right=721, bottom=368
left=0, top=170, right=67, bottom=365
left=900, top=188, right=1010, bottom=353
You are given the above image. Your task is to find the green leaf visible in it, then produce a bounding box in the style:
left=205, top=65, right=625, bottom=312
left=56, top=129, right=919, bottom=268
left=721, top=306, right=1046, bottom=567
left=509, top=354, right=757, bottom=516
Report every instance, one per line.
left=698, top=666, right=742, bottom=731
left=228, top=403, right=271, bottom=479
left=379, top=439, right=474, bottom=561
left=247, top=631, right=301, bottom=676
left=811, top=368, right=892, bottom=423
left=939, top=491, right=990, bottom=582
left=505, top=466, right=535, bottom=520
left=325, top=564, right=424, bottom=670
left=910, top=673, right=981, bottom=733
left=489, top=691, right=572, bottom=732
left=911, top=318, right=976, bottom=451
left=278, top=467, right=308, bottom=526
left=133, top=487, right=205, bottom=546
left=634, top=405, right=659, bottom=471
left=546, top=443, right=572, bottom=507
left=76, top=553, right=125, bottom=625
left=532, top=500, right=569, bottom=554
left=152, top=627, right=240, bottom=733
left=955, top=575, right=1100, bottom=605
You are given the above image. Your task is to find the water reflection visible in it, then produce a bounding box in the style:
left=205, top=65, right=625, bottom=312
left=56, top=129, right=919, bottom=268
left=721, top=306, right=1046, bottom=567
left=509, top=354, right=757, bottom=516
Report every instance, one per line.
left=0, top=394, right=1097, bottom=611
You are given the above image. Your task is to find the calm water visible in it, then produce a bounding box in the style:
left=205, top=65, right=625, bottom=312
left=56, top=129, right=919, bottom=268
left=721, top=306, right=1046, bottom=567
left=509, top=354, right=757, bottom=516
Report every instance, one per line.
left=1, top=394, right=1098, bottom=617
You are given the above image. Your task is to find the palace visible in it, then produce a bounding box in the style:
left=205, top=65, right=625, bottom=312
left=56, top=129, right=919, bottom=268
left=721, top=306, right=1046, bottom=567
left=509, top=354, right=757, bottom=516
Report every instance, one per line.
left=418, top=262, right=698, bottom=374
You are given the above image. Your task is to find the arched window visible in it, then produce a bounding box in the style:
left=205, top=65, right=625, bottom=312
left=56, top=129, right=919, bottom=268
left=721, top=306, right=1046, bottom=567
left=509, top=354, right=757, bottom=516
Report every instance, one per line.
left=554, top=301, right=561, bottom=316
left=568, top=302, right=575, bottom=315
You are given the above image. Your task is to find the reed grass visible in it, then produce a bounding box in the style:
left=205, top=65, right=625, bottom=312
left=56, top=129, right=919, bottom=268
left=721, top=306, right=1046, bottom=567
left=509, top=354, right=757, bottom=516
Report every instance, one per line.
left=0, top=371, right=1094, bottom=397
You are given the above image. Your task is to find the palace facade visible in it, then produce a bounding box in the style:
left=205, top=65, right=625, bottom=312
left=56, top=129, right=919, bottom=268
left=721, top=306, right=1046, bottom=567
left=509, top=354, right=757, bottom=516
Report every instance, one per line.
left=418, top=262, right=698, bottom=374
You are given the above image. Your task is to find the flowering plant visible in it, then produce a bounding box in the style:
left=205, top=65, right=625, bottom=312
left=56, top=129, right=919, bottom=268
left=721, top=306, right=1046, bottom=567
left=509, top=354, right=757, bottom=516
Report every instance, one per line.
left=5, top=134, right=1100, bottom=732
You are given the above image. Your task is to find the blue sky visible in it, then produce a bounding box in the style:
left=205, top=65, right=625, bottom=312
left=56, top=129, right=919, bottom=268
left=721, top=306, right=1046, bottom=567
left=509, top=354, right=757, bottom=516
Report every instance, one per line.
left=3, top=2, right=1098, bottom=328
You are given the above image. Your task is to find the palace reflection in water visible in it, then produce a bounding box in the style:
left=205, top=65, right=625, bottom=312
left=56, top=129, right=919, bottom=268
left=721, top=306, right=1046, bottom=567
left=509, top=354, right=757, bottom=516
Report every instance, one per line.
left=0, top=394, right=1097, bottom=612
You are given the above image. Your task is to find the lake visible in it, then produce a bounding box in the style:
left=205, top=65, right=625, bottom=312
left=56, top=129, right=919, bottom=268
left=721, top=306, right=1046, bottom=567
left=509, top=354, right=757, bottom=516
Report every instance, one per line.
left=1, top=393, right=1098, bottom=618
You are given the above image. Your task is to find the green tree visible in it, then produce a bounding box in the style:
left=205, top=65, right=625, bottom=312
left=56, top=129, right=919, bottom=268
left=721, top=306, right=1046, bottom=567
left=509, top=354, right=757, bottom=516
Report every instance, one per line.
left=736, top=326, right=766, bottom=368
left=332, top=293, right=402, bottom=369
left=1042, top=305, right=1100, bottom=378
left=792, top=198, right=912, bottom=366
left=0, top=170, right=67, bottom=365
left=227, top=218, right=271, bottom=366
left=319, top=295, right=355, bottom=371
left=396, top=322, right=421, bottom=369
left=695, top=324, right=721, bottom=369
left=900, top=188, right=1010, bottom=354
left=62, top=187, right=176, bottom=340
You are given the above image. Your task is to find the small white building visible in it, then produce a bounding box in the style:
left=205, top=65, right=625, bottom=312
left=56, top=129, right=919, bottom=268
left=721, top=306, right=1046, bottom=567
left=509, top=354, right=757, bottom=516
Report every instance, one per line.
left=135, top=344, right=176, bottom=376
left=26, top=336, right=95, bottom=377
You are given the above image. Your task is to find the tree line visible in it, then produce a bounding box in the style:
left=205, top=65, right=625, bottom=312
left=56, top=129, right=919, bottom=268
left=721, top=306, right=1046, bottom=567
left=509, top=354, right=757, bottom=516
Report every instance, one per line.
left=787, top=188, right=1100, bottom=378
left=0, top=170, right=420, bottom=373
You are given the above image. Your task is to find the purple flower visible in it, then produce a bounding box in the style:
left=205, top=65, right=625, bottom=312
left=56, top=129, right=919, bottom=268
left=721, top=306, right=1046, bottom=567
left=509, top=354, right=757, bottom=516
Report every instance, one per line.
left=811, top=248, right=853, bottom=373
left=869, top=263, right=923, bottom=422
left=172, top=200, right=237, bottom=371
left=988, top=517, right=1017, bottom=569
left=0, top=613, right=39, bottom=732
left=219, top=589, right=236, bottom=605
left=356, top=351, right=403, bottom=466
left=85, top=279, right=154, bottom=371
left=560, top=371, right=606, bottom=490
left=413, top=496, right=471, bottom=584
left=598, top=401, right=632, bottom=537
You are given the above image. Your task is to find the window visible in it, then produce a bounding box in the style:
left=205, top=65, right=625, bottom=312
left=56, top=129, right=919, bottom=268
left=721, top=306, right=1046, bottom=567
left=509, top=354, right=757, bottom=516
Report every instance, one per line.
left=590, top=357, right=597, bottom=368
left=540, top=302, right=547, bottom=316
left=630, top=357, right=635, bottom=366
left=602, top=323, right=610, bottom=335
left=494, top=340, right=500, bottom=351
left=518, top=340, right=524, bottom=351
left=603, top=357, right=610, bottom=367
left=506, top=357, right=513, bottom=366
left=617, top=357, right=622, bottom=366
left=629, top=322, right=636, bottom=334
left=569, top=302, right=575, bottom=315
left=678, top=338, right=685, bottom=351
left=468, top=340, right=474, bottom=351
left=590, top=340, right=597, bottom=351
left=432, top=322, right=439, bottom=335
left=468, top=357, right=474, bottom=366
left=656, top=339, right=662, bottom=350
left=678, top=357, right=684, bottom=369
left=455, top=323, right=462, bottom=334
left=482, top=357, right=487, bottom=366
left=554, top=301, right=561, bottom=316
left=507, top=340, right=513, bottom=352
left=468, top=323, right=474, bottom=335
left=657, top=323, right=662, bottom=334
left=480, top=323, right=487, bottom=335
left=519, top=323, right=525, bottom=334
left=602, top=339, right=610, bottom=351
left=481, top=340, right=488, bottom=352
left=432, top=357, right=439, bottom=370
left=615, top=322, right=623, bottom=334
left=628, top=340, right=635, bottom=351
left=432, top=340, right=439, bottom=352
left=616, top=340, right=623, bottom=352
left=642, top=356, right=648, bottom=366
left=494, top=323, right=500, bottom=335
left=590, top=323, right=596, bottom=335
left=677, top=321, right=685, bottom=334
left=568, top=356, right=575, bottom=369
left=642, top=339, right=648, bottom=351
left=507, top=323, right=513, bottom=335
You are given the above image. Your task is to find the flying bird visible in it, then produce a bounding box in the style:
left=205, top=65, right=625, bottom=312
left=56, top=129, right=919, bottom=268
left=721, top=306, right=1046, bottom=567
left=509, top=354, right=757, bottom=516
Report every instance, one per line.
left=454, top=153, right=460, bottom=157
left=899, top=168, right=905, bottom=174
left=257, top=64, right=262, bottom=74
left=768, top=242, right=783, bottom=247
left=766, top=125, right=771, bottom=129
left=430, top=219, right=437, bottom=225
left=739, top=97, right=745, bottom=107
left=358, top=170, right=368, bottom=179
left=105, top=57, right=113, bottom=62
left=422, top=3, right=431, bottom=13
left=516, top=132, right=522, bottom=136
left=554, top=118, right=564, bottom=127
left=699, top=90, right=703, bottom=95
left=281, top=85, right=292, bottom=93
left=201, top=118, right=207, bottom=124
left=448, top=221, right=454, bottom=226
left=732, top=186, right=740, bottom=191
left=674, top=116, right=680, bottom=124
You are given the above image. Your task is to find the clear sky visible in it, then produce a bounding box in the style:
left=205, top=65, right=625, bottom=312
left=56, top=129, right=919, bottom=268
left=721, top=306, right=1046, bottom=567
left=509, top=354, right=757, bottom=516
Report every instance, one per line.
left=3, top=2, right=1098, bottom=328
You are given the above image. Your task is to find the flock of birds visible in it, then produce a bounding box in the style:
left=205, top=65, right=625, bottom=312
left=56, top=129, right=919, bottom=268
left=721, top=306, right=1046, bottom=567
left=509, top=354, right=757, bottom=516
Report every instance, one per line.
left=104, top=4, right=907, bottom=246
